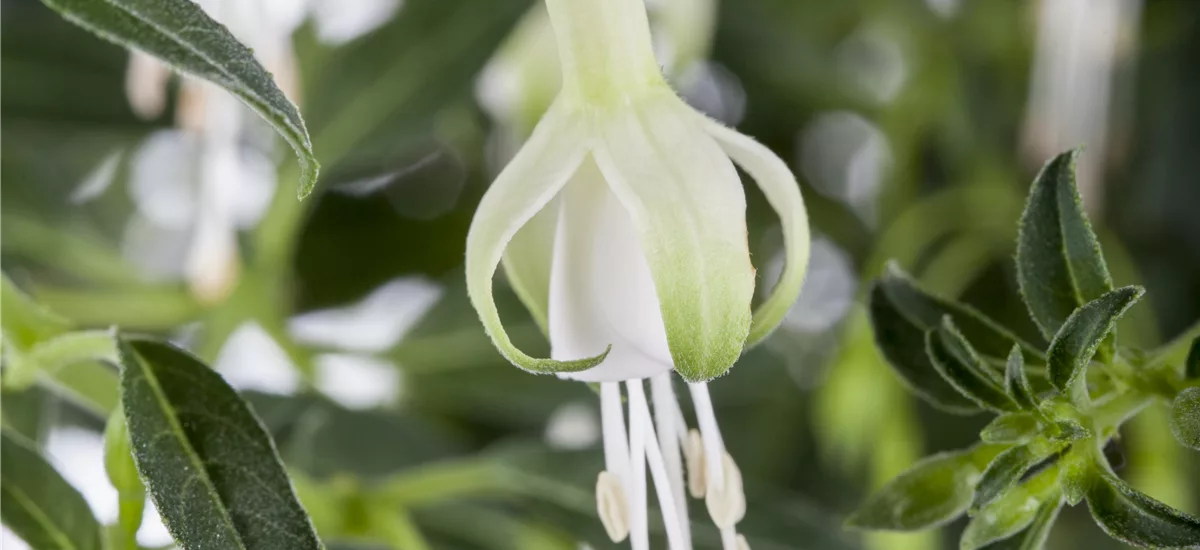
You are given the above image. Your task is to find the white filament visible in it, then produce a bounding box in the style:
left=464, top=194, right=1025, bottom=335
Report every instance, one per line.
left=651, top=373, right=691, bottom=547
left=627, top=380, right=649, bottom=550
left=688, top=382, right=726, bottom=490
left=601, top=382, right=631, bottom=485
left=629, top=379, right=688, bottom=549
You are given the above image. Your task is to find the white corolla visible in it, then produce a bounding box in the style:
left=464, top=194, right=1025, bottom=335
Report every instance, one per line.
left=465, top=1, right=811, bottom=549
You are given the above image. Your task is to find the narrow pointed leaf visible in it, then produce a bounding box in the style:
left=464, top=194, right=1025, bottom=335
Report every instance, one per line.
left=1005, top=345, right=1038, bottom=411
left=1016, top=149, right=1113, bottom=342
left=927, top=320, right=1018, bottom=413
left=38, top=0, right=320, bottom=197
left=979, top=498, right=1062, bottom=550
left=1170, top=387, right=1200, bottom=451
left=1, top=429, right=103, bottom=550
left=961, top=492, right=1042, bottom=550
left=972, top=441, right=1063, bottom=512
left=878, top=263, right=1042, bottom=359
left=1046, top=286, right=1144, bottom=404
left=846, top=445, right=1001, bottom=531
left=981, top=413, right=1040, bottom=445
left=1085, top=472, right=1200, bottom=548
left=1, top=274, right=70, bottom=349
left=117, top=335, right=322, bottom=550
left=869, top=282, right=979, bottom=413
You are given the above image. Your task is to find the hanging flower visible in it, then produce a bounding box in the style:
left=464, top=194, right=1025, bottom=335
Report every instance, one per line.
left=465, top=0, right=811, bottom=547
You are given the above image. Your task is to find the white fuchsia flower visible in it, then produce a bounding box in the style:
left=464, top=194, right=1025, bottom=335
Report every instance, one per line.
left=465, top=0, right=811, bottom=548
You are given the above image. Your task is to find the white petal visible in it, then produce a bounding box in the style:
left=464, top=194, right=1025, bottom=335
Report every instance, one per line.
left=550, top=159, right=673, bottom=383
left=314, top=353, right=401, bottom=409
left=701, top=116, right=811, bottom=346
left=125, top=51, right=170, bottom=120
left=214, top=322, right=300, bottom=395
left=129, top=131, right=199, bottom=229
left=465, top=103, right=606, bottom=374
left=593, top=92, right=754, bottom=382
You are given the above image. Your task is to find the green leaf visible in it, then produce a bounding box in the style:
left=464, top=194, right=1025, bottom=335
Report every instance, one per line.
left=1170, top=387, right=1200, bottom=451
left=961, top=491, right=1043, bottom=550
left=1085, top=472, right=1200, bottom=548
left=927, top=319, right=1018, bottom=413
left=972, top=441, right=1063, bottom=512
left=0, top=429, right=103, bottom=550
left=878, top=263, right=1042, bottom=359
left=868, top=283, right=976, bottom=413
left=104, top=411, right=145, bottom=542
left=117, top=335, right=323, bottom=550
left=846, top=445, right=1000, bottom=531
left=1005, top=345, right=1038, bottom=411
left=1045, top=286, right=1143, bottom=405
left=978, top=498, right=1062, bottom=550
left=1016, top=149, right=1114, bottom=343
left=1187, top=337, right=1199, bottom=380
left=37, top=0, right=319, bottom=197
left=981, top=413, right=1040, bottom=445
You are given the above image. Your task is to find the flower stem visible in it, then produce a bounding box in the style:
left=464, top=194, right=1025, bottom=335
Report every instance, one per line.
left=543, top=0, right=663, bottom=104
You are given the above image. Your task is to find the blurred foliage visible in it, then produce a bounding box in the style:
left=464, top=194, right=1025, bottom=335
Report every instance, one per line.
left=3, top=0, right=1199, bottom=548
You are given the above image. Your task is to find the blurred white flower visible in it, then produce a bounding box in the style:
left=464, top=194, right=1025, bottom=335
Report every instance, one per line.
left=798, top=111, right=891, bottom=226
left=289, top=277, right=443, bottom=354
left=214, top=322, right=301, bottom=395
left=545, top=401, right=601, bottom=450
left=314, top=353, right=402, bottom=410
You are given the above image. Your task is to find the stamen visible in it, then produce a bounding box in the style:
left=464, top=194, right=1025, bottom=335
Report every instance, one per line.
left=650, top=373, right=691, bottom=547
left=601, top=382, right=631, bottom=484
left=684, top=428, right=706, bottom=498
left=596, top=470, right=630, bottom=542
left=705, top=452, right=746, bottom=529
left=626, top=380, right=649, bottom=550
left=736, top=534, right=751, bottom=550
left=630, top=379, right=689, bottom=549
left=720, top=528, right=739, bottom=550
left=688, top=382, right=726, bottom=490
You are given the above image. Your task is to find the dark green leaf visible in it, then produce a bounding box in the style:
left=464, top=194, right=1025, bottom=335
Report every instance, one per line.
left=117, top=335, right=322, bottom=550
left=1046, top=286, right=1144, bottom=404
left=1187, top=337, right=1199, bottom=380
left=869, top=282, right=979, bottom=413
left=927, top=319, right=1018, bottom=412
left=846, top=445, right=1000, bottom=531
left=972, top=441, right=1063, bottom=512
left=1170, top=387, right=1200, bottom=451
left=981, top=413, right=1040, bottom=444
left=37, top=0, right=319, bottom=197
left=878, top=263, right=1042, bottom=359
left=979, top=498, right=1062, bottom=550
left=1085, top=472, right=1200, bottom=548
left=1005, top=345, right=1038, bottom=411
left=0, top=428, right=103, bottom=550
left=1016, top=149, right=1114, bottom=342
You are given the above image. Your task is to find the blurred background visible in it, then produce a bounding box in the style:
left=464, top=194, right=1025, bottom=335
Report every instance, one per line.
left=2, top=0, right=1198, bottom=548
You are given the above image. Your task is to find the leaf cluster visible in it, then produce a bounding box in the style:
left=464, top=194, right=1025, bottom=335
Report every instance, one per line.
left=851, top=149, right=1200, bottom=549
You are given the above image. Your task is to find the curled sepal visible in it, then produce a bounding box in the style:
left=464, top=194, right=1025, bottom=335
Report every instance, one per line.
left=1085, top=472, right=1200, bottom=549
left=594, top=92, right=754, bottom=382
left=1170, top=387, right=1200, bottom=451
left=846, top=445, right=1001, bottom=531
left=927, top=319, right=1018, bottom=413
left=501, top=199, right=559, bottom=336
left=700, top=116, right=811, bottom=347
left=978, top=498, right=1062, bottom=550
left=1005, top=345, right=1038, bottom=411
left=466, top=103, right=608, bottom=374
left=1046, top=286, right=1144, bottom=407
